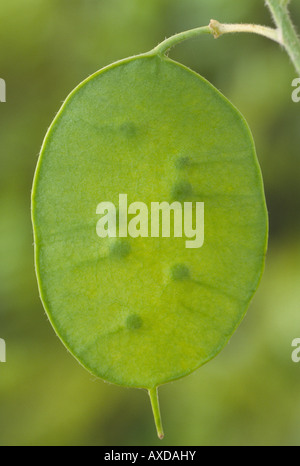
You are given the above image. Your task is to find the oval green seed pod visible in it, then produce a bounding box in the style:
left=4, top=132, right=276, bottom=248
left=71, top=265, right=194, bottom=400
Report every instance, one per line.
left=32, top=52, right=268, bottom=438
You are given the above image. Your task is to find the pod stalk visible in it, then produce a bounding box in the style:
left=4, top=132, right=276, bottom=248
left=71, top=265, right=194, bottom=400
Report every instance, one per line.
left=151, top=2, right=300, bottom=75
left=149, top=387, right=164, bottom=440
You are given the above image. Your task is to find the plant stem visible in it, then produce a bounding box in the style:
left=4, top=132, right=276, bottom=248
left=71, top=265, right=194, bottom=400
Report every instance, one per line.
left=149, top=387, right=164, bottom=440
left=266, top=0, right=300, bottom=74
left=209, top=20, right=282, bottom=44
left=152, top=22, right=282, bottom=57
left=152, top=26, right=212, bottom=56
left=151, top=2, right=300, bottom=75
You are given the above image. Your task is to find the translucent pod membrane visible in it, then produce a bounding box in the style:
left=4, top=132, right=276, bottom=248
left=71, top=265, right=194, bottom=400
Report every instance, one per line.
left=32, top=53, right=268, bottom=438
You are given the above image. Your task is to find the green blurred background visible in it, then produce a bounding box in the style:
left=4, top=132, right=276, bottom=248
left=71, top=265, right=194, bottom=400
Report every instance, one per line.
left=0, top=0, right=300, bottom=446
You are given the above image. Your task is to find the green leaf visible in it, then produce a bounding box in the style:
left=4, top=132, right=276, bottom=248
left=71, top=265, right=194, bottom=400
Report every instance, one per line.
left=32, top=53, right=268, bottom=436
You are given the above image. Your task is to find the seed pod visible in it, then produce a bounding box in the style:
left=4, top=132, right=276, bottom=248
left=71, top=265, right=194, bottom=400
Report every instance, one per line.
left=32, top=53, right=268, bottom=438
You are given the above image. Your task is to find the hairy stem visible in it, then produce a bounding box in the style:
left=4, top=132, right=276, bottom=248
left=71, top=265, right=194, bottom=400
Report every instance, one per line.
left=151, top=26, right=212, bottom=56
left=266, top=0, right=300, bottom=74
left=152, top=22, right=281, bottom=57
left=209, top=20, right=282, bottom=44
left=151, top=2, right=300, bottom=74
left=149, top=387, right=164, bottom=440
